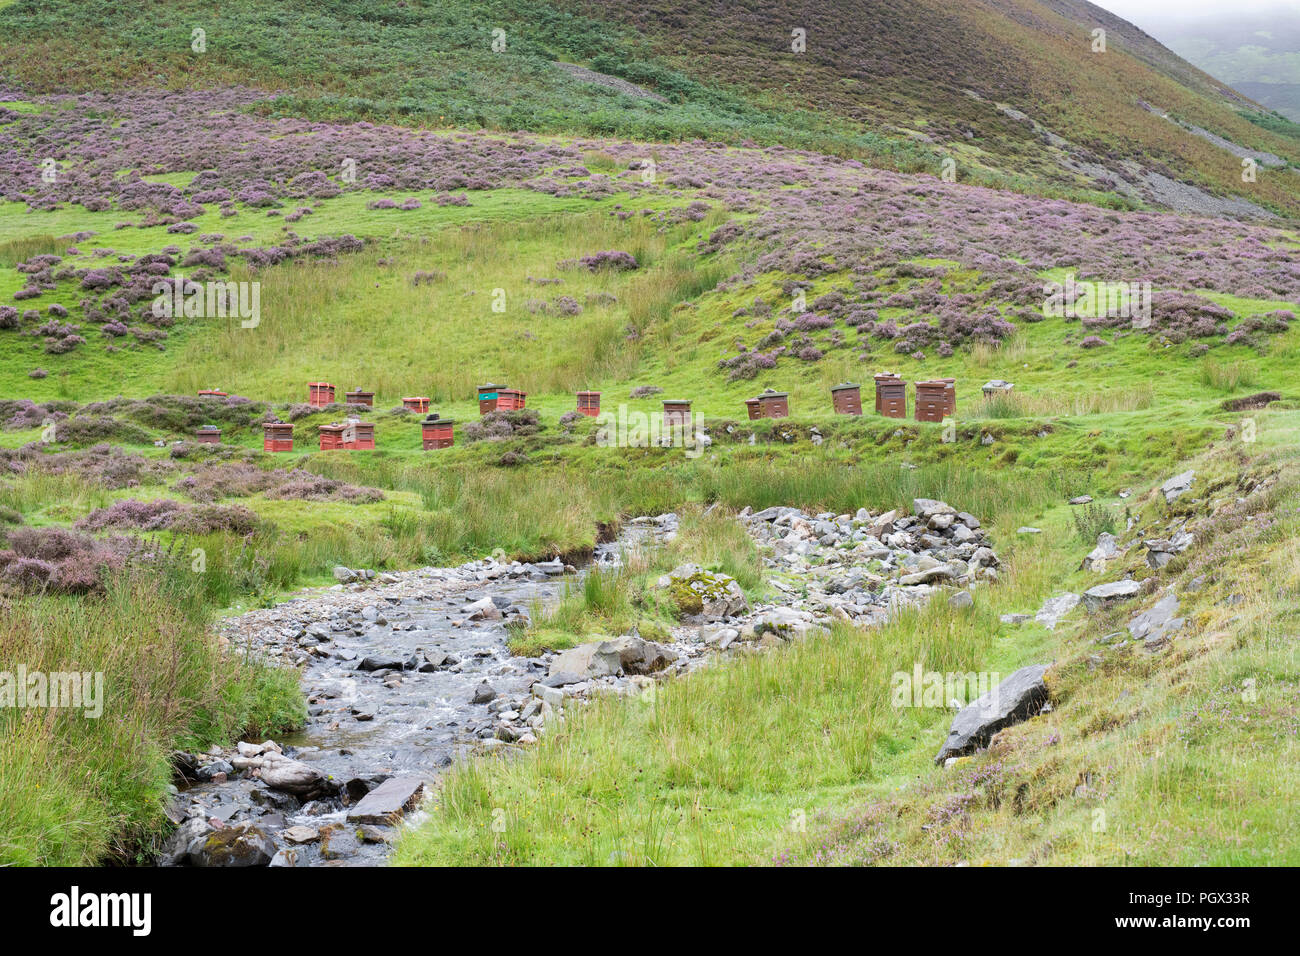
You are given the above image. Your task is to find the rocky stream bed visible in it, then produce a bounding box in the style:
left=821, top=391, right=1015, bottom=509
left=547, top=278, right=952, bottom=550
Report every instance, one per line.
left=160, top=500, right=1005, bottom=867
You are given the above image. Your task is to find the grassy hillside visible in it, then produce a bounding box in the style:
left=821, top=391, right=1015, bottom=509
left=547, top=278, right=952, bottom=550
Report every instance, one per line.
left=1, top=0, right=1298, bottom=868
left=1, top=0, right=1298, bottom=213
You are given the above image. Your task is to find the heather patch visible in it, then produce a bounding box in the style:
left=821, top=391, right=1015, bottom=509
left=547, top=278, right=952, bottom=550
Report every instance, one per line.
left=0, top=525, right=138, bottom=594
left=76, top=498, right=258, bottom=536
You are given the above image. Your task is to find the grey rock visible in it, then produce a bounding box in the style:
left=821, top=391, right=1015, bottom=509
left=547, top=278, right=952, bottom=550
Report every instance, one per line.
left=1082, top=579, right=1142, bottom=613
left=1161, top=470, right=1195, bottom=503
left=346, top=776, right=425, bottom=824
left=1035, top=593, right=1080, bottom=630
left=188, top=823, right=277, bottom=867
left=549, top=640, right=623, bottom=678
left=935, top=664, right=1051, bottom=763
left=948, top=589, right=974, bottom=609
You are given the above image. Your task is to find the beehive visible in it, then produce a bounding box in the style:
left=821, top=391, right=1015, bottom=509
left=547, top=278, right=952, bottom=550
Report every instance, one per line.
left=757, top=390, right=789, bottom=419
left=576, top=391, right=601, bottom=417
left=402, top=396, right=431, bottom=413
left=345, top=421, right=375, bottom=450
left=308, top=382, right=335, bottom=407
left=421, top=415, right=455, bottom=449
left=262, top=421, right=293, bottom=452
left=477, top=383, right=507, bottom=415
left=345, top=388, right=375, bottom=407
left=195, top=425, right=221, bottom=444
left=495, top=388, right=527, bottom=412
left=662, top=399, right=692, bottom=430
left=914, top=381, right=948, bottom=423
left=744, top=398, right=762, bottom=421
left=940, top=377, right=956, bottom=417
left=318, top=423, right=346, bottom=450
left=831, top=382, right=863, bottom=415
left=875, top=374, right=906, bottom=419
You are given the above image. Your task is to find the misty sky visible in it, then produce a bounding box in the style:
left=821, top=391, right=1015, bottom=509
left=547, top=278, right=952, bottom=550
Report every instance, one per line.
left=1098, top=0, right=1297, bottom=26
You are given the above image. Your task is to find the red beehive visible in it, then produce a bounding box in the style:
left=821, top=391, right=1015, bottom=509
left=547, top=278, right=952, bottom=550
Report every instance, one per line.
left=195, top=425, right=221, bottom=444
left=421, top=414, right=455, bottom=449
left=744, top=398, right=762, bottom=421
left=308, top=382, right=335, bottom=408
left=495, top=388, right=527, bottom=412
left=403, top=396, right=430, bottom=413
left=662, top=399, right=692, bottom=430
left=940, top=377, right=956, bottom=417
left=262, top=421, right=293, bottom=452
left=576, top=391, right=601, bottom=417
left=477, top=383, right=507, bottom=415
left=345, top=388, right=375, bottom=407
left=875, top=374, right=906, bottom=419
left=318, top=423, right=346, bottom=450
left=914, top=381, right=948, bottom=423
left=198, top=389, right=227, bottom=398
left=757, top=389, right=789, bottom=419
left=831, top=382, right=863, bottom=415
left=345, top=421, right=375, bottom=450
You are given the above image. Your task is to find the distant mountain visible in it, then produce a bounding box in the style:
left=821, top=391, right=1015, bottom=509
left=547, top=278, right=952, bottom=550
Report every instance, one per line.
left=1122, top=7, right=1300, bottom=120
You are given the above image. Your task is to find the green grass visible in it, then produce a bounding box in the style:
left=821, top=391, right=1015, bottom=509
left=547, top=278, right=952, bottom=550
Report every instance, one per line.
left=0, top=567, right=303, bottom=866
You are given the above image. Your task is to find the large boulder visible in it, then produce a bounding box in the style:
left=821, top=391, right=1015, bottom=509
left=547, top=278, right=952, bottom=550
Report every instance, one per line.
left=1128, top=594, right=1184, bottom=649
left=657, top=564, right=748, bottom=621
left=913, top=498, right=957, bottom=519
left=257, top=752, right=335, bottom=798
left=935, top=664, right=1051, bottom=763
left=549, top=640, right=624, bottom=678
left=1082, top=579, right=1141, bottom=612
left=189, top=823, right=277, bottom=867
left=1161, top=470, right=1195, bottom=504
left=602, top=635, right=674, bottom=675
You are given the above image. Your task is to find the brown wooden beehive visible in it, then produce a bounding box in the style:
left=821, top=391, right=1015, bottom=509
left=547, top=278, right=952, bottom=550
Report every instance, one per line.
left=744, top=398, right=762, bottom=420
left=757, top=390, right=789, bottom=419
left=576, top=391, right=601, bottom=417
left=262, top=421, right=293, bottom=452
left=875, top=374, right=906, bottom=418
left=940, top=377, right=956, bottom=417
left=195, top=425, right=221, bottom=444
left=344, top=421, right=375, bottom=450
left=421, top=414, right=454, bottom=449
left=914, top=380, right=948, bottom=423
left=308, top=382, right=335, bottom=407
left=477, top=383, right=507, bottom=415
left=495, top=388, right=527, bottom=412
left=318, top=422, right=346, bottom=450
left=402, top=396, right=430, bottom=413
left=345, top=388, right=375, bottom=407
left=831, top=382, right=863, bottom=415
left=662, top=399, right=692, bottom=430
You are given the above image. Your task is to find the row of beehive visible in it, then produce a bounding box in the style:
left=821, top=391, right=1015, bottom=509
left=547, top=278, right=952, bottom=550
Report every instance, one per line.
left=740, top=378, right=954, bottom=422
left=193, top=375, right=961, bottom=450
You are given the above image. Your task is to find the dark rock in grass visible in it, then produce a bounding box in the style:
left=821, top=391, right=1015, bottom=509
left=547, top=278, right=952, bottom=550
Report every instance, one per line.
left=935, top=664, right=1050, bottom=764
left=1221, top=391, right=1280, bottom=412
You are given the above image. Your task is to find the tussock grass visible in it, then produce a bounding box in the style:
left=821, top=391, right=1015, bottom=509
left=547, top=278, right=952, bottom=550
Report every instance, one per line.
left=1198, top=357, right=1259, bottom=392
left=0, top=568, right=302, bottom=865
